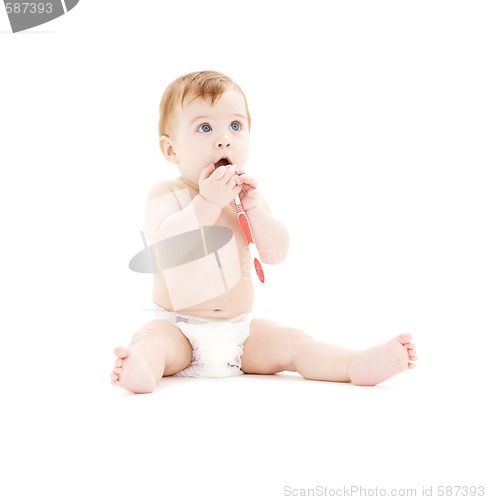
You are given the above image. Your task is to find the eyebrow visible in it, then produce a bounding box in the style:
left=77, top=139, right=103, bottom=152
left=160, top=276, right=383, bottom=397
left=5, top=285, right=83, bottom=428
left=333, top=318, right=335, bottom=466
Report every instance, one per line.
left=190, top=113, right=247, bottom=124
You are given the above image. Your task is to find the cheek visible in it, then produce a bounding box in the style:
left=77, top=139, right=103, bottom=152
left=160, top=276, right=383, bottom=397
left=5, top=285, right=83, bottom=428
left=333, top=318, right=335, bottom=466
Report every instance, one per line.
left=179, top=139, right=200, bottom=157
left=239, top=138, right=250, bottom=159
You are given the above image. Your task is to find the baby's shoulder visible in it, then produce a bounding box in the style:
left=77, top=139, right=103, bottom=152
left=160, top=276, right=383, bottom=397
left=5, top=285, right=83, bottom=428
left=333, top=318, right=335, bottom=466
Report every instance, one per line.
left=146, top=178, right=195, bottom=213
left=146, top=179, right=178, bottom=201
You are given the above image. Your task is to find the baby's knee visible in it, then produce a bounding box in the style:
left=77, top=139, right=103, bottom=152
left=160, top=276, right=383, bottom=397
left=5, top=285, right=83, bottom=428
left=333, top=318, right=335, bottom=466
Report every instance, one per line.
left=130, top=319, right=176, bottom=345
left=278, top=327, right=313, bottom=370
left=285, top=327, right=313, bottom=346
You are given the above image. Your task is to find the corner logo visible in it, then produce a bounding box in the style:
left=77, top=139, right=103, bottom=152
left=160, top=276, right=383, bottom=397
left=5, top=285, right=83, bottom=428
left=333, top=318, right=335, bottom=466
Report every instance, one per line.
left=3, top=0, right=79, bottom=33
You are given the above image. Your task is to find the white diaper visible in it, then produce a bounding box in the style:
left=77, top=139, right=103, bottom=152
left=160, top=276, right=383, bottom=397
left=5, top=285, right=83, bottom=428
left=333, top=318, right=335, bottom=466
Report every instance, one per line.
left=152, top=306, right=250, bottom=377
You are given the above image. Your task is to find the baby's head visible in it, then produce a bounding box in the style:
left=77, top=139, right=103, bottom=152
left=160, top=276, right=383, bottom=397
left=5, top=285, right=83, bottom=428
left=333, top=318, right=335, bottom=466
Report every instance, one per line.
left=158, top=70, right=251, bottom=138
left=158, top=71, right=252, bottom=185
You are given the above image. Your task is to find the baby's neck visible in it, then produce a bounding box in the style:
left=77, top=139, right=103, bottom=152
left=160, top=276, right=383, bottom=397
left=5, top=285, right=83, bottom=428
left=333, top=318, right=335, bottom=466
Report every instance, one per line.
left=177, top=176, right=198, bottom=192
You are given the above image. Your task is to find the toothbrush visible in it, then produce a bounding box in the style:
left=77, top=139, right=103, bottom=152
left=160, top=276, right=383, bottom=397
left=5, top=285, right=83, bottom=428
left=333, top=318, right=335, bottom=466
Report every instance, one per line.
left=234, top=194, right=265, bottom=284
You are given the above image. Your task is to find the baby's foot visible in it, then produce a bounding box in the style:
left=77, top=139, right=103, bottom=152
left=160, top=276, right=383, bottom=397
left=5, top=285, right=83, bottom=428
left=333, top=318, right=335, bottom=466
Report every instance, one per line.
left=111, top=347, right=157, bottom=394
left=348, top=333, right=417, bottom=386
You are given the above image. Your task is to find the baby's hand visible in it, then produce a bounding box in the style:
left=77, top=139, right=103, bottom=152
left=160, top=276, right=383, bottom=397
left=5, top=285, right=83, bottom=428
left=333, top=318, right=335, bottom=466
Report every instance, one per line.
left=199, top=163, right=242, bottom=209
left=234, top=167, right=259, bottom=210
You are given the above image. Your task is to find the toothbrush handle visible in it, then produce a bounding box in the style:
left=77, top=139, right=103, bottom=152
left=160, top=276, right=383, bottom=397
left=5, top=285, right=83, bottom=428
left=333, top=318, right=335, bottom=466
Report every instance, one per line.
left=237, top=211, right=255, bottom=245
left=235, top=194, right=254, bottom=244
left=234, top=195, right=265, bottom=284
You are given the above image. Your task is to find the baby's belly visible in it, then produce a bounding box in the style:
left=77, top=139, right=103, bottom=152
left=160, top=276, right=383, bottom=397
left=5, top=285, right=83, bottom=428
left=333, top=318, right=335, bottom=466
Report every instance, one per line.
left=151, top=223, right=254, bottom=319
left=147, top=195, right=257, bottom=319
left=152, top=274, right=254, bottom=319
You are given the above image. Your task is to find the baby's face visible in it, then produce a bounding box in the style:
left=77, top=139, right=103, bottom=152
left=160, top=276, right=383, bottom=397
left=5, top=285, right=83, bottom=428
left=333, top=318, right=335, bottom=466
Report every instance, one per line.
left=169, top=88, right=250, bottom=186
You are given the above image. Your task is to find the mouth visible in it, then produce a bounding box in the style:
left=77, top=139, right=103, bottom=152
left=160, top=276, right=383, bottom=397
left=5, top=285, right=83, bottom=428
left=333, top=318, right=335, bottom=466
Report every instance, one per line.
left=214, top=156, right=232, bottom=168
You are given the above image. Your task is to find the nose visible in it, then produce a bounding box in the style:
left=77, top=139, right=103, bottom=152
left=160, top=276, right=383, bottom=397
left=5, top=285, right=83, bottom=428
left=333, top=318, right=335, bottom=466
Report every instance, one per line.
left=215, top=134, right=231, bottom=149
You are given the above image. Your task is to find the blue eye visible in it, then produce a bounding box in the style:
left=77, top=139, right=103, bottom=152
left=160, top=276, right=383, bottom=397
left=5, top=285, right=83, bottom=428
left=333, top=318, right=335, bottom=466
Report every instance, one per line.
left=230, top=121, right=241, bottom=131
left=198, top=123, right=212, bottom=133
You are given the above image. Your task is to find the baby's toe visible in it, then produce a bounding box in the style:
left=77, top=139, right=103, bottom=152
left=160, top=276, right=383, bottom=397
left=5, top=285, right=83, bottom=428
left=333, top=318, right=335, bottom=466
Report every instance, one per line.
left=114, top=347, right=129, bottom=359
left=397, top=333, right=412, bottom=344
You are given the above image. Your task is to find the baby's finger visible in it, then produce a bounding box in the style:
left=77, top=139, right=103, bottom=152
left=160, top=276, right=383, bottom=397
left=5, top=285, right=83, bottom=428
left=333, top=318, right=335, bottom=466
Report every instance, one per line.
left=211, top=165, right=228, bottom=180
left=220, top=164, right=236, bottom=183
left=227, top=174, right=239, bottom=186
left=240, top=175, right=258, bottom=189
left=199, top=163, right=216, bottom=183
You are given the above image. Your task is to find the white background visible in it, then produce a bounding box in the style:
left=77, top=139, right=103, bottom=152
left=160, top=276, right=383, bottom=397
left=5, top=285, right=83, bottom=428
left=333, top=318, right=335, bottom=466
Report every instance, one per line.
left=1, top=1, right=485, bottom=499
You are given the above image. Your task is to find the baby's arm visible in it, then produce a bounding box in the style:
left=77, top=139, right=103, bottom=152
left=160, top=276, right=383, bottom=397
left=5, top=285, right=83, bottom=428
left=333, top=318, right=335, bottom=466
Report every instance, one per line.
left=145, top=185, right=217, bottom=245
left=234, top=171, right=289, bottom=264
left=145, top=164, right=241, bottom=244
left=245, top=197, right=289, bottom=265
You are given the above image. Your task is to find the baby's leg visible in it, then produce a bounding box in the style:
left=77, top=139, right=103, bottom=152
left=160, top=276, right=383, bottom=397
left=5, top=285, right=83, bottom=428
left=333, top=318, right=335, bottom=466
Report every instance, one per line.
left=242, top=319, right=357, bottom=381
left=242, top=320, right=417, bottom=385
left=111, top=319, right=192, bottom=393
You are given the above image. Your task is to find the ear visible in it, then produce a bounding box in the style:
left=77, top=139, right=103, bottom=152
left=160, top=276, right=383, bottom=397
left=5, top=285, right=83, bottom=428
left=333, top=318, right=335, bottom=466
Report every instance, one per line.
left=159, top=135, right=179, bottom=164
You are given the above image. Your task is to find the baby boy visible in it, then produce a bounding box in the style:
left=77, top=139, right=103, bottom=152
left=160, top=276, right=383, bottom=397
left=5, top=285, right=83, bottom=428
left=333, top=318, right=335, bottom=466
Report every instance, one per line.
left=111, top=71, right=417, bottom=393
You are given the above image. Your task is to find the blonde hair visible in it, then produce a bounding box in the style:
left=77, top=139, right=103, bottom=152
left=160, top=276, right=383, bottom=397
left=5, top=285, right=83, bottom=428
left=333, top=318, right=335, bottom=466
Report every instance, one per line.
left=158, top=70, right=251, bottom=137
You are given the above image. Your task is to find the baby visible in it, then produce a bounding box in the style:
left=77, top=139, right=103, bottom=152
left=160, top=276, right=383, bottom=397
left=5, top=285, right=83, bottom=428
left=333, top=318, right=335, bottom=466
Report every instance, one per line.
left=111, top=70, right=417, bottom=393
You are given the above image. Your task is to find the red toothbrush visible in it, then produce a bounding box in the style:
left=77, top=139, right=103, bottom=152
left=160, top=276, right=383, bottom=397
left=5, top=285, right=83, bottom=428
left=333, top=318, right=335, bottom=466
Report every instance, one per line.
left=235, top=194, right=265, bottom=284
